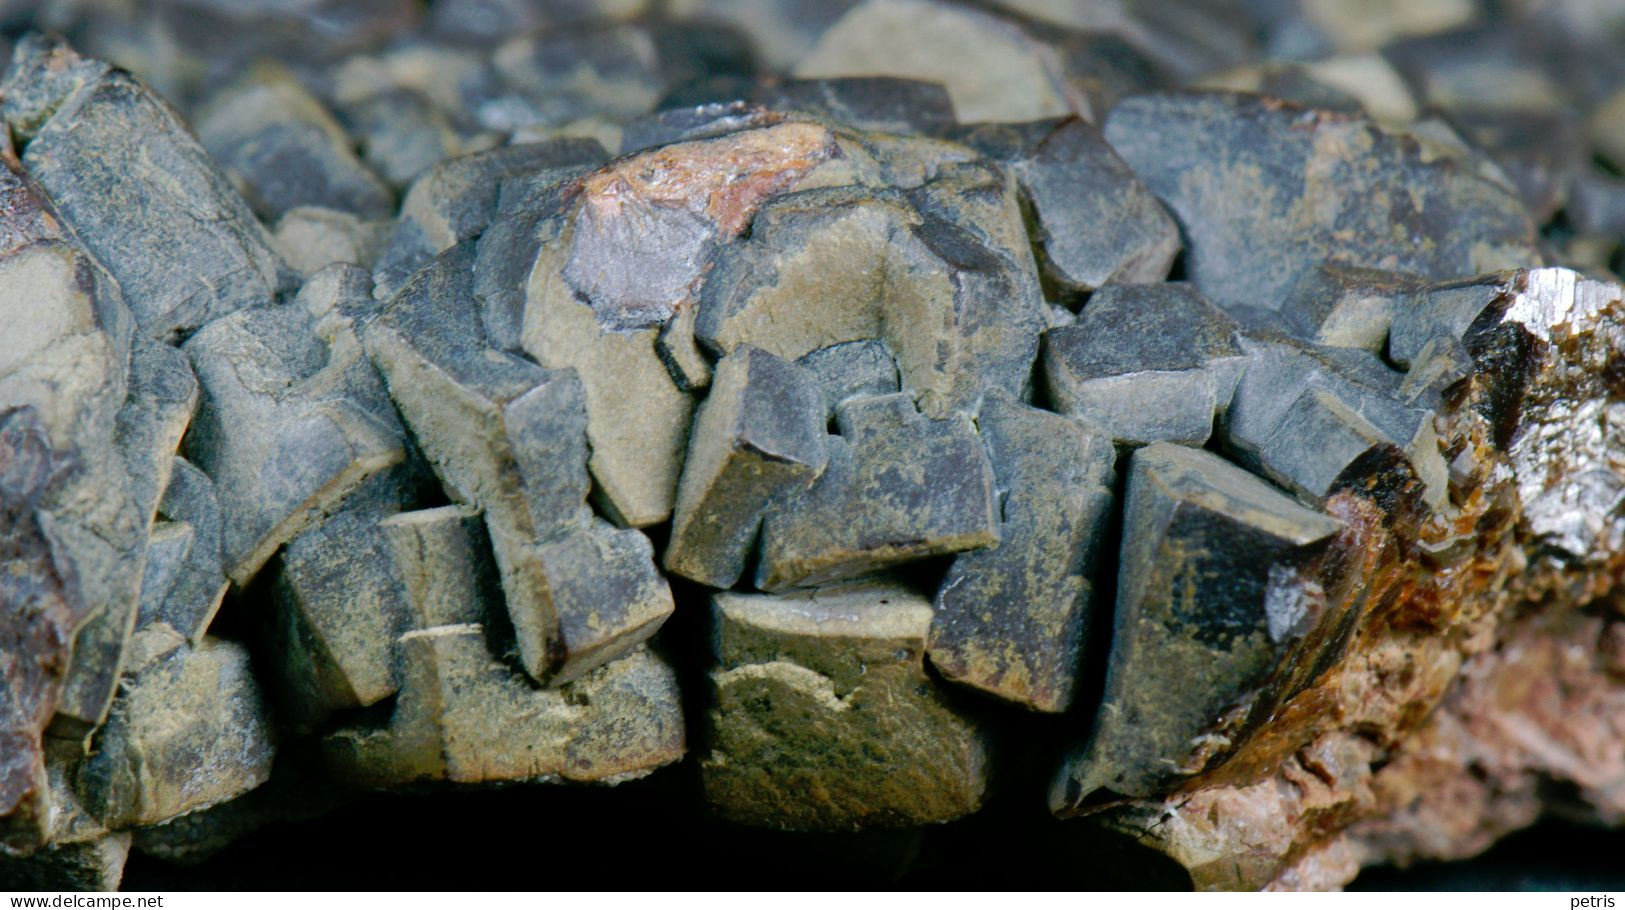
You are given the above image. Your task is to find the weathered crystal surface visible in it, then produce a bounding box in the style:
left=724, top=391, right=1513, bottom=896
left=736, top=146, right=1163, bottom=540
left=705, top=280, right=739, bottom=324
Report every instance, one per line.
left=703, top=582, right=990, bottom=830
left=7, top=2, right=1625, bottom=893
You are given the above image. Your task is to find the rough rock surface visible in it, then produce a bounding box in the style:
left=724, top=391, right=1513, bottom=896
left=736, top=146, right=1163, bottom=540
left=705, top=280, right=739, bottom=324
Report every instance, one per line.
left=953, top=117, right=1180, bottom=296
left=796, top=0, right=1145, bottom=123
left=756, top=393, right=997, bottom=591
left=1102, top=92, right=1543, bottom=318
left=1071, top=266, right=1625, bottom=890
left=373, top=138, right=606, bottom=299
left=360, top=243, right=674, bottom=685
left=77, top=627, right=274, bottom=830
left=8, top=4, right=1625, bottom=893
left=1041, top=283, right=1244, bottom=446
left=665, top=345, right=828, bottom=588
left=1053, top=443, right=1344, bottom=804
left=325, top=632, right=685, bottom=788
left=150, top=458, right=229, bottom=641
left=703, top=582, right=990, bottom=830
left=185, top=303, right=407, bottom=586
left=4, top=36, right=287, bottom=340
left=194, top=61, right=395, bottom=222
left=928, top=397, right=1115, bottom=713
left=268, top=487, right=409, bottom=727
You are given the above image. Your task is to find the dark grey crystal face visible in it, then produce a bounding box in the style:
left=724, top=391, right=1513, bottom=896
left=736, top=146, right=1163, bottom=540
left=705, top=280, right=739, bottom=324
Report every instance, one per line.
left=4, top=0, right=1625, bottom=893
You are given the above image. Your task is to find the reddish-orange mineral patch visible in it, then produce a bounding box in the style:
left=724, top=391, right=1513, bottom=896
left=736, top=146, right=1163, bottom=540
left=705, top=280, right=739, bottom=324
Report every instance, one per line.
left=575, top=120, right=837, bottom=239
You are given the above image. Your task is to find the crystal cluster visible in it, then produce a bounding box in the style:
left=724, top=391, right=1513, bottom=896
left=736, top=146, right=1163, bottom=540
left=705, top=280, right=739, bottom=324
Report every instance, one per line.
left=5, top=0, right=1625, bottom=892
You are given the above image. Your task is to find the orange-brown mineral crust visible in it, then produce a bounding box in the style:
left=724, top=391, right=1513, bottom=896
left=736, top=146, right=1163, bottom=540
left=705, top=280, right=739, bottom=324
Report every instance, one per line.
left=1085, top=271, right=1625, bottom=890
left=574, top=120, right=834, bottom=240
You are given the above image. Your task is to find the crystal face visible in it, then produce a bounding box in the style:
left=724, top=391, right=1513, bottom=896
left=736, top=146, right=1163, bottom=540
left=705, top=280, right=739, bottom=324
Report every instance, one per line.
left=4, top=0, right=1625, bottom=892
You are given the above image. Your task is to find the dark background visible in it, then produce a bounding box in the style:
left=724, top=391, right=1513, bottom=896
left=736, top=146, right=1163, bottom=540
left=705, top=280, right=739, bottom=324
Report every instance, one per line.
left=117, top=763, right=1625, bottom=891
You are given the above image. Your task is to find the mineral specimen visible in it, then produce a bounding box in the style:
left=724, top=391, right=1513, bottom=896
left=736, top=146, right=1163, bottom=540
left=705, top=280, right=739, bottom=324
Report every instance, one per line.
left=268, top=485, right=410, bottom=727
left=360, top=242, right=674, bottom=685
left=3, top=36, right=287, bottom=340
left=373, top=138, right=606, bottom=298
left=185, top=302, right=407, bottom=586
left=194, top=61, right=395, bottom=222
left=1101, top=91, right=1542, bottom=316
left=928, top=396, right=1115, bottom=713
left=665, top=345, right=828, bottom=589
left=1041, top=283, right=1245, bottom=446
left=952, top=117, right=1180, bottom=297
left=695, top=177, right=1045, bottom=420
left=0, top=835, right=130, bottom=891
left=702, top=582, right=990, bottom=830
left=324, top=632, right=685, bottom=788
left=7, top=0, right=1625, bottom=894
left=272, top=206, right=392, bottom=279
left=795, top=339, right=901, bottom=419
left=1223, top=337, right=1449, bottom=508
left=797, top=0, right=1107, bottom=123
left=756, top=393, right=997, bottom=590
left=1277, top=264, right=1420, bottom=353
left=379, top=506, right=500, bottom=630
left=1052, top=443, right=1344, bottom=804
left=77, top=627, right=274, bottom=830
